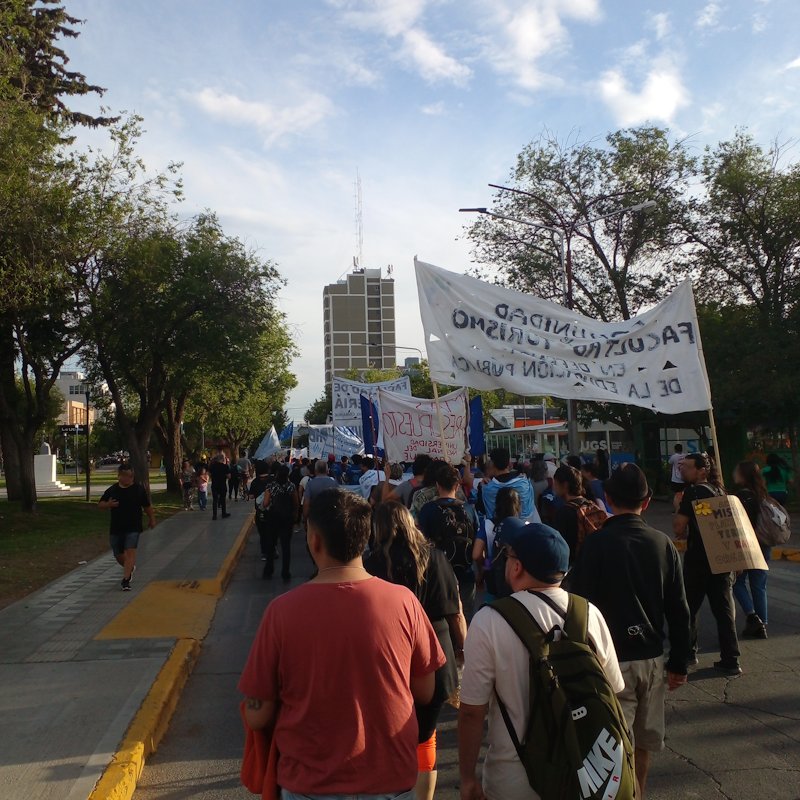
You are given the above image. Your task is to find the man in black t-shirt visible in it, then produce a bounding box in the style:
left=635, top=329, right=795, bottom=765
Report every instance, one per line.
left=208, top=448, right=231, bottom=520
left=673, top=452, right=741, bottom=675
left=99, top=464, right=155, bottom=591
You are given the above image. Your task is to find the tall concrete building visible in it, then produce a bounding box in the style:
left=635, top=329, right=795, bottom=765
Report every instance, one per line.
left=323, top=267, right=396, bottom=388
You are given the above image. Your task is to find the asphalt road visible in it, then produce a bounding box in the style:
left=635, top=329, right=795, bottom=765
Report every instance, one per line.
left=134, top=506, right=800, bottom=800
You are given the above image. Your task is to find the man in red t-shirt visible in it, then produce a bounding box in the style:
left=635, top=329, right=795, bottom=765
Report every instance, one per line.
left=239, top=487, right=446, bottom=799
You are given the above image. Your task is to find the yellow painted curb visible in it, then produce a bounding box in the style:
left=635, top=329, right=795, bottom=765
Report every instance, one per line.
left=87, top=513, right=254, bottom=800
left=88, top=639, right=200, bottom=800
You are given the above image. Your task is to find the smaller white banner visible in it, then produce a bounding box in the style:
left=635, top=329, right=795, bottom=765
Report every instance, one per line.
left=308, top=425, right=364, bottom=459
left=378, top=387, right=469, bottom=464
left=332, top=376, right=411, bottom=424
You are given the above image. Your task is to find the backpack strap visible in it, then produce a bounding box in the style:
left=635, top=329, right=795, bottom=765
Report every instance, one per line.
left=489, top=596, right=548, bottom=758
left=561, top=594, right=590, bottom=646
left=526, top=590, right=567, bottom=620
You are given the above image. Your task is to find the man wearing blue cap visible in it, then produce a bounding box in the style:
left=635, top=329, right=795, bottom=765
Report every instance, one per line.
left=458, top=519, right=623, bottom=800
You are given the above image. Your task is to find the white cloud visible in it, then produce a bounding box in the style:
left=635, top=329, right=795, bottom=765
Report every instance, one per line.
left=783, top=56, right=800, bottom=70
left=477, top=0, right=601, bottom=91
left=332, top=0, right=471, bottom=85
left=649, top=12, right=670, bottom=40
left=190, top=88, right=334, bottom=147
left=696, top=2, right=722, bottom=29
left=752, top=13, right=767, bottom=33
left=420, top=101, right=445, bottom=115
left=599, top=58, right=689, bottom=125
left=401, top=28, right=471, bottom=84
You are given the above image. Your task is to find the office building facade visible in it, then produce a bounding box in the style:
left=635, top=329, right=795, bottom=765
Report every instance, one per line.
left=323, top=268, right=396, bottom=388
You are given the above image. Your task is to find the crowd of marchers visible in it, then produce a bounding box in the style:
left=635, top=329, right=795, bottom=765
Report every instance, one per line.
left=95, top=443, right=790, bottom=799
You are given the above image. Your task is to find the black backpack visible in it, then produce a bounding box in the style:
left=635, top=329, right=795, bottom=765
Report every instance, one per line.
left=425, top=498, right=475, bottom=570
left=491, top=592, right=636, bottom=800
left=485, top=519, right=513, bottom=598
left=269, top=482, right=296, bottom=525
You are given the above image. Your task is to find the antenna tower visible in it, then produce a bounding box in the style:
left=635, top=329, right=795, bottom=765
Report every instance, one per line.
left=354, top=170, right=364, bottom=269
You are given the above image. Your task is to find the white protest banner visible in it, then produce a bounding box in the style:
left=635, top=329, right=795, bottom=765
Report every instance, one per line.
left=378, top=387, right=469, bottom=464
left=415, top=259, right=712, bottom=414
left=692, top=495, right=769, bottom=573
left=308, top=425, right=364, bottom=460
left=332, top=376, right=411, bottom=425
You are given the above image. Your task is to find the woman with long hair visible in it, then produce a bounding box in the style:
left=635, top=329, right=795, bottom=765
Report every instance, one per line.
left=552, top=465, right=608, bottom=562
left=364, top=502, right=466, bottom=800
left=732, top=461, right=771, bottom=639
left=472, top=486, right=520, bottom=601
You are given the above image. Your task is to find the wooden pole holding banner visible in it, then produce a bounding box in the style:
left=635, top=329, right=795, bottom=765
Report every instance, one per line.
left=431, top=380, right=449, bottom=463
left=688, top=286, right=724, bottom=480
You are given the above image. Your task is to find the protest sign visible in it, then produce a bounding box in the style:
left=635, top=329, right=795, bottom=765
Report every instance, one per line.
left=331, top=376, right=411, bottom=425
left=692, top=495, right=769, bottom=574
left=307, top=425, right=364, bottom=460
left=378, top=387, right=469, bottom=463
left=414, top=259, right=712, bottom=414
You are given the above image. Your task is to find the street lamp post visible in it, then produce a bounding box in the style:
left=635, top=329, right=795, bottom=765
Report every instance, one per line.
left=460, top=194, right=656, bottom=456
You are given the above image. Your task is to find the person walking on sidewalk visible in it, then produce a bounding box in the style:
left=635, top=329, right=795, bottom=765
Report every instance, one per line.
left=180, top=459, right=196, bottom=511
left=673, top=452, right=742, bottom=675
left=259, top=464, right=298, bottom=580
left=240, top=488, right=445, bottom=799
left=570, top=464, right=691, bottom=799
left=208, top=448, right=231, bottom=520
left=731, top=461, right=772, bottom=640
left=98, top=463, right=156, bottom=591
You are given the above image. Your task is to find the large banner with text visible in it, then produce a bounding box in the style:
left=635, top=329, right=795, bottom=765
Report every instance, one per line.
left=378, top=387, right=469, bottom=463
left=415, top=259, right=712, bottom=414
left=331, top=376, right=412, bottom=425
left=307, top=425, right=364, bottom=460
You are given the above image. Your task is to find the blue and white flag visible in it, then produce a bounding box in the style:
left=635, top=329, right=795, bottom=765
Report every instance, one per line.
left=278, top=422, right=294, bottom=443
left=253, top=426, right=282, bottom=460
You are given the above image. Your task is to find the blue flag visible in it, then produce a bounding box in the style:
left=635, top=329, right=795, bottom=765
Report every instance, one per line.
left=360, top=395, right=385, bottom=460
left=469, top=396, right=486, bottom=457
left=278, top=421, right=294, bottom=443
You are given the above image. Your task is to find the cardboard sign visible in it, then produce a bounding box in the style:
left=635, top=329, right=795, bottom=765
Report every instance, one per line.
left=377, top=386, right=469, bottom=464
left=692, top=495, right=769, bottom=574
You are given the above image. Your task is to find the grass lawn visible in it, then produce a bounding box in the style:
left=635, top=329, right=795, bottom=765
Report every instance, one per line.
left=0, top=468, right=166, bottom=490
left=0, top=490, right=182, bottom=610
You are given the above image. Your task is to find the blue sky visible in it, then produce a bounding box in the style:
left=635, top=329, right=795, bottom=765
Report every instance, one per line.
left=64, top=0, right=800, bottom=417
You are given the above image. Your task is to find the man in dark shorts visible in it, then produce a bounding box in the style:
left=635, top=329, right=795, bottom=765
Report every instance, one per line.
left=98, top=464, right=156, bottom=591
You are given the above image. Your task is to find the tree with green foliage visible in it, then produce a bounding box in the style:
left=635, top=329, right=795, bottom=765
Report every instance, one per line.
left=465, top=126, right=697, bottom=436
left=0, top=0, right=114, bottom=128
left=688, top=133, right=800, bottom=473
left=305, top=389, right=332, bottom=425
left=0, top=0, right=120, bottom=510
left=84, top=214, right=294, bottom=492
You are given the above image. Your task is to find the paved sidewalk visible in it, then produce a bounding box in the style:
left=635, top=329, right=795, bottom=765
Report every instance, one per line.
left=0, top=496, right=253, bottom=800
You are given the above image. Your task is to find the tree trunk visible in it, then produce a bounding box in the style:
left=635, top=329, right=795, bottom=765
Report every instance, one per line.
left=18, top=429, right=38, bottom=513
left=0, top=319, right=23, bottom=501
left=0, top=420, right=22, bottom=501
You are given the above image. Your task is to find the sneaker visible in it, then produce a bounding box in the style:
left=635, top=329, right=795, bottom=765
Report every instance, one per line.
left=713, top=660, right=742, bottom=676
left=742, top=613, right=768, bottom=639
left=687, top=655, right=699, bottom=667
left=222, top=512, right=231, bottom=518
left=261, top=555, right=268, bottom=562
left=121, top=578, right=131, bottom=591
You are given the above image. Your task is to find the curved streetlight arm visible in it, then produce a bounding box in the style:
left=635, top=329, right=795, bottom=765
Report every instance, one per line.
left=459, top=207, right=567, bottom=298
